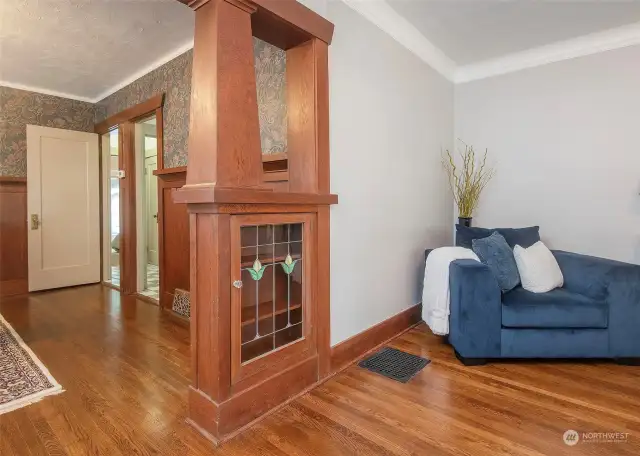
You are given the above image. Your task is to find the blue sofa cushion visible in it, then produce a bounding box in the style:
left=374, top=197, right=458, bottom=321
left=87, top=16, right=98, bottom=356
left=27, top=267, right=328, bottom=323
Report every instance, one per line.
left=472, top=232, right=520, bottom=292
left=456, top=225, right=540, bottom=249
left=502, top=287, right=608, bottom=329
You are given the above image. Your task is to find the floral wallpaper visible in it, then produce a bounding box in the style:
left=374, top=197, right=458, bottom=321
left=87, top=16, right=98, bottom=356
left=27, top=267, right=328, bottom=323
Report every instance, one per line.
left=0, top=86, right=96, bottom=177
left=254, top=38, right=287, bottom=155
left=96, top=38, right=287, bottom=168
left=0, top=38, right=287, bottom=176
left=95, top=49, right=193, bottom=168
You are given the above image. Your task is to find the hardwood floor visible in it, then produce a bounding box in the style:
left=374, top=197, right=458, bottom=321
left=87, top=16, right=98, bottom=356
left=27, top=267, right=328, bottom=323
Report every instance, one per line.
left=1, top=285, right=639, bottom=455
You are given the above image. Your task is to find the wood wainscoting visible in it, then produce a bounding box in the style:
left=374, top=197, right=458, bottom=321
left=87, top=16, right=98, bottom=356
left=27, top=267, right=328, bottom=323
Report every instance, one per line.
left=330, top=304, right=423, bottom=372
left=155, top=167, right=190, bottom=322
left=0, top=177, right=28, bottom=297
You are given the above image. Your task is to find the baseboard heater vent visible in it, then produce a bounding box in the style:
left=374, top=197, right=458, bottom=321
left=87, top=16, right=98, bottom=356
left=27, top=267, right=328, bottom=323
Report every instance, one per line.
left=358, top=347, right=430, bottom=383
left=172, top=289, right=191, bottom=318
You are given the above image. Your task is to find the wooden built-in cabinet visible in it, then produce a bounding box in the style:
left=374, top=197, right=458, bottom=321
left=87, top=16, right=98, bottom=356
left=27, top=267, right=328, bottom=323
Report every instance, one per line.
left=230, top=214, right=315, bottom=389
left=174, top=0, right=336, bottom=443
left=154, top=167, right=190, bottom=322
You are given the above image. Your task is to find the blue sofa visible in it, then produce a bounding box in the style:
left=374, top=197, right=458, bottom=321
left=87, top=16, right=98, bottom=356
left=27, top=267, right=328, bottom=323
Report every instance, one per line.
left=425, top=249, right=640, bottom=365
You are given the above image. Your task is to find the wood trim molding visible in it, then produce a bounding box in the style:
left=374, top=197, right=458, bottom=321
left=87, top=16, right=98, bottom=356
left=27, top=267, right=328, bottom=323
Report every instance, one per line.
left=174, top=186, right=338, bottom=206
left=154, top=166, right=187, bottom=177
left=94, top=94, right=165, bottom=134
left=179, top=0, right=334, bottom=45
left=0, top=180, right=28, bottom=298
left=0, top=176, right=27, bottom=183
left=330, top=304, right=423, bottom=372
left=156, top=167, right=189, bottom=314
left=118, top=122, right=137, bottom=294
left=155, top=107, right=165, bottom=170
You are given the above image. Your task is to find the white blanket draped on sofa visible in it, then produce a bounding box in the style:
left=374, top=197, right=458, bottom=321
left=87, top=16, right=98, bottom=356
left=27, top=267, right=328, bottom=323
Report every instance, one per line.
left=422, top=247, right=479, bottom=335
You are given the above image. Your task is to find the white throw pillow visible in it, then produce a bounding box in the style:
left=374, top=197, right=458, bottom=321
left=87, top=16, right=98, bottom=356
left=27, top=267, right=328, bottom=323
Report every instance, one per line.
left=513, top=241, right=564, bottom=293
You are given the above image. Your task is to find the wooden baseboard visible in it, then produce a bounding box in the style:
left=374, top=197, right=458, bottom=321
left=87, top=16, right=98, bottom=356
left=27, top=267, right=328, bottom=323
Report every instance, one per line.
left=189, top=355, right=318, bottom=443
left=330, top=304, right=422, bottom=372
left=0, top=279, right=28, bottom=298
left=135, top=293, right=160, bottom=306
left=163, top=307, right=190, bottom=327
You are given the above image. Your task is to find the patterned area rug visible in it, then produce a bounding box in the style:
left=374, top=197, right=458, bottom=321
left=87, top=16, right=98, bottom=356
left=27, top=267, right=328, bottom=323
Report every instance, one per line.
left=0, top=314, right=63, bottom=414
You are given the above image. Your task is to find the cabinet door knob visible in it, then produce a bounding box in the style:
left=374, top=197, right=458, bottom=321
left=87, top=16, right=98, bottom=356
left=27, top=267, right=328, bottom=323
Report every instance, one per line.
left=233, top=280, right=243, bottom=289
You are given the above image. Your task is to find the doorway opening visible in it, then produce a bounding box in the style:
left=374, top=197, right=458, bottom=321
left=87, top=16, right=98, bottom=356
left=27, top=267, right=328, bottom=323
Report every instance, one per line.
left=96, top=95, right=164, bottom=301
left=101, top=128, right=121, bottom=289
left=136, top=115, right=160, bottom=301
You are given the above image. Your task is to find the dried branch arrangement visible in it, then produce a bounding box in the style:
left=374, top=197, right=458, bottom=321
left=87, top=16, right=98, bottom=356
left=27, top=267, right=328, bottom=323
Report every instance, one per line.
left=442, top=141, right=495, bottom=218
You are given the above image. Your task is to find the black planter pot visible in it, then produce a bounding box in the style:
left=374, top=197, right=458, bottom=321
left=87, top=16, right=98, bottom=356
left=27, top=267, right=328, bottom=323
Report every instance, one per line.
left=458, top=217, right=472, bottom=227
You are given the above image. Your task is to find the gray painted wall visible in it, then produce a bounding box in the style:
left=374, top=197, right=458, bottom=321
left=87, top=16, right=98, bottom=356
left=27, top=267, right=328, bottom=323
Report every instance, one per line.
left=455, top=45, right=640, bottom=264
left=328, top=1, right=454, bottom=345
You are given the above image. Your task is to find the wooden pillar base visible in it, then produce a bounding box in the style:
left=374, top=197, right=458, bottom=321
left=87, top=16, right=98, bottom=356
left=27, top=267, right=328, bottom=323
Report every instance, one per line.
left=188, top=356, right=318, bottom=443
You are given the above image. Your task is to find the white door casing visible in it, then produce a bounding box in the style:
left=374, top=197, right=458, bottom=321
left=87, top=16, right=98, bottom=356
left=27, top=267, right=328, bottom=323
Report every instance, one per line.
left=27, top=125, right=100, bottom=291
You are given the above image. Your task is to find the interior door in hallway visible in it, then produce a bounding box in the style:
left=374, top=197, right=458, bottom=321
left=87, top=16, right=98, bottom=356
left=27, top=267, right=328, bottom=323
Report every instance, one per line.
left=145, top=154, right=158, bottom=266
left=26, top=125, right=100, bottom=291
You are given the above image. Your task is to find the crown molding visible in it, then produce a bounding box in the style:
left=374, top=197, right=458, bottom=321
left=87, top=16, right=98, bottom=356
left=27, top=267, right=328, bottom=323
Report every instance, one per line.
left=3, top=11, right=640, bottom=104
left=340, top=0, right=456, bottom=82
left=0, top=80, right=94, bottom=103
left=455, top=21, right=640, bottom=84
left=92, top=39, right=194, bottom=103
left=1, top=39, right=195, bottom=104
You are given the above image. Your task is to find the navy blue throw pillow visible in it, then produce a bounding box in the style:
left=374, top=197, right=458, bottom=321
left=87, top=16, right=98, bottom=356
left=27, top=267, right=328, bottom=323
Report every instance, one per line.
left=472, top=232, right=521, bottom=292
left=456, top=224, right=540, bottom=249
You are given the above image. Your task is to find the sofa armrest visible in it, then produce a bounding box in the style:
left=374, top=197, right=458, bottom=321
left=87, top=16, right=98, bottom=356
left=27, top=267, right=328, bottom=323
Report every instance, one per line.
left=448, top=260, right=502, bottom=358
left=553, top=250, right=640, bottom=357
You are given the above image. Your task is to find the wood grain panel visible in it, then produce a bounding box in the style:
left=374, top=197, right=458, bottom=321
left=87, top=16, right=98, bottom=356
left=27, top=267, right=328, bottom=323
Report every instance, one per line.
left=119, top=123, right=137, bottom=294
left=286, top=40, right=317, bottom=194
left=156, top=168, right=189, bottom=312
left=94, top=94, right=164, bottom=135
left=330, top=304, right=423, bottom=372
left=316, top=206, right=331, bottom=378
left=186, top=0, right=263, bottom=188
left=0, top=180, right=28, bottom=297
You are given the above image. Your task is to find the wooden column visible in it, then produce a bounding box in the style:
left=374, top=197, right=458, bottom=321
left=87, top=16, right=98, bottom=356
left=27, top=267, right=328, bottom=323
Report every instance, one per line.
left=185, top=0, right=263, bottom=189
left=177, top=0, right=337, bottom=444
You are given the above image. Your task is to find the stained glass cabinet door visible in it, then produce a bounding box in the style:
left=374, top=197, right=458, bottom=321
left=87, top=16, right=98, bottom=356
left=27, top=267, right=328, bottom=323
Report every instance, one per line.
left=230, top=213, right=315, bottom=385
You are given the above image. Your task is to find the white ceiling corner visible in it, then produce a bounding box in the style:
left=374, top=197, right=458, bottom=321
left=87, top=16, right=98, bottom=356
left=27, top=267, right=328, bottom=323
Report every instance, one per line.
left=455, top=21, right=640, bottom=84
left=0, top=80, right=95, bottom=103
left=92, top=39, right=195, bottom=103
left=340, top=0, right=456, bottom=82
left=0, top=0, right=194, bottom=102
left=344, top=1, right=640, bottom=85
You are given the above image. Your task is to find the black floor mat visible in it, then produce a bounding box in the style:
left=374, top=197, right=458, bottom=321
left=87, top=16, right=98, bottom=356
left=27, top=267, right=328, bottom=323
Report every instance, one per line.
left=358, top=347, right=430, bottom=383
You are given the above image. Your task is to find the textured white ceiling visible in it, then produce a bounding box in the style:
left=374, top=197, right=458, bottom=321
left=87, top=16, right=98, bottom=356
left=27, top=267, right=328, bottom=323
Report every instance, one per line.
left=387, top=0, right=640, bottom=65
left=0, top=0, right=194, bottom=101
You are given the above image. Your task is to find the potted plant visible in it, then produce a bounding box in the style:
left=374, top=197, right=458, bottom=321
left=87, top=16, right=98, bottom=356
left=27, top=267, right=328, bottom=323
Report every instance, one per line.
left=442, top=141, right=494, bottom=227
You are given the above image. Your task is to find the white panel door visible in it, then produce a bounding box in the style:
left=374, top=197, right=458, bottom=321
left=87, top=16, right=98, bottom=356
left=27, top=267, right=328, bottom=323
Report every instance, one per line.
left=27, top=125, right=100, bottom=291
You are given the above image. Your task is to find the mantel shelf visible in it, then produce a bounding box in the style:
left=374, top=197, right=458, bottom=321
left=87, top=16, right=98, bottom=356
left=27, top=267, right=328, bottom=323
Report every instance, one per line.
left=174, top=185, right=338, bottom=206
left=154, top=166, right=187, bottom=176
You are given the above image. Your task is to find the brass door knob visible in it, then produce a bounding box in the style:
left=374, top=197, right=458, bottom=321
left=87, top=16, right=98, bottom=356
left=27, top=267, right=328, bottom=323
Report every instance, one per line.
left=31, top=214, right=40, bottom=230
